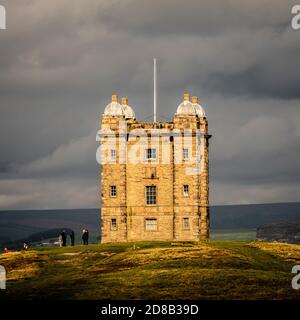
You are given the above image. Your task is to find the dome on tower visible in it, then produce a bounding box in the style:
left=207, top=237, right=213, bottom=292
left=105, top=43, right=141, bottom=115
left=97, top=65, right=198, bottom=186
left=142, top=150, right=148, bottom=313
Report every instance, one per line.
left=121, top=97, right=135, bottom=119
left=191, top=96, right=206, bottom=117
left=176, top=93, right=197, bottom=116
left=103, top=95, right=124, bottom=116
left=103, top=95, right=136, bottom=119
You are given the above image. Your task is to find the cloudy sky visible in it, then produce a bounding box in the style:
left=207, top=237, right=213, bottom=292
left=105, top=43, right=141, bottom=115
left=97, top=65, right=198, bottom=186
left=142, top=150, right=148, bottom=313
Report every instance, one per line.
left=0, top=0, right=299, bottom=209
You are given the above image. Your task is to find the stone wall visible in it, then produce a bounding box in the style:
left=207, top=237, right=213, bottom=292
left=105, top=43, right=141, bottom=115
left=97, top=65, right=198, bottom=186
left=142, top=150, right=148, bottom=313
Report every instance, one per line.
left=100, top=114, right=210, bottom=242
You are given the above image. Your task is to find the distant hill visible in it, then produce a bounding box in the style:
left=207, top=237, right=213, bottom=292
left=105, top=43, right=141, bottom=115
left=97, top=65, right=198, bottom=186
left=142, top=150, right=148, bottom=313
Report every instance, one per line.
left=210, top=202, right=300, bottom=229
left=0, top=209, right=100, bottom=246
left=2, top=227, right=75, bottom=250
left=0, top=203, right=299, bottom=245
left=256, top=222, right=300, bottom=244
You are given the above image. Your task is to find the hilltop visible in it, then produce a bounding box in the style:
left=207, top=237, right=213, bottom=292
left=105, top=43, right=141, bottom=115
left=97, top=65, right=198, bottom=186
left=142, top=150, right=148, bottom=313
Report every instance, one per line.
left=0, top=241, right=300, bottom=300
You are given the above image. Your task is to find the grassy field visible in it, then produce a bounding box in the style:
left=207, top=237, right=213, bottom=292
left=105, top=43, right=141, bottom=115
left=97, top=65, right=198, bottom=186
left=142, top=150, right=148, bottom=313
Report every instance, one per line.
left=210, top=229, right=256, bottom=241
left=0, top=241, right=300, bottom=300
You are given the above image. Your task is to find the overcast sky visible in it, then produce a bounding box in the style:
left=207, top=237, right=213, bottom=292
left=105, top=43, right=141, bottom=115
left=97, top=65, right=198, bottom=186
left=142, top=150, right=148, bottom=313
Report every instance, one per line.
left=0, top=0, right=299, bottom=209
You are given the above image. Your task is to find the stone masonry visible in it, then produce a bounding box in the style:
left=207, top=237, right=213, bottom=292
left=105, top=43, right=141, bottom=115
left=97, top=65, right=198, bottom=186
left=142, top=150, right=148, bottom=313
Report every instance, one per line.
left=99, top=94, right=211, bottom=242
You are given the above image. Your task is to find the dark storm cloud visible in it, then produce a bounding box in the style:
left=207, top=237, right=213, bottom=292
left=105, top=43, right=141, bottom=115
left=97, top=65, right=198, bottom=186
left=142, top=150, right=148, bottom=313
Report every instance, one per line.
left=96, top=0, right=300, bottom=98
left=0, top=0, right=299, bottom=208
left=99, top=0, right=290, bottom=36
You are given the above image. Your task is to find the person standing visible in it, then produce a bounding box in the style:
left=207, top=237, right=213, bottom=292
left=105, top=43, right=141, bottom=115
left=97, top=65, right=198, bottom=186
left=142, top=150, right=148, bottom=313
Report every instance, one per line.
left=85, top=229, right=89, bottom=245
left=70, top=231, right=75, bottom=246
left=82, top=228, right=85, bottom=245
left=82, top=228, right=89, bottom=245
left=58, top=234, right=63, bottom=247
left=61, top=230, right=67, bottom=247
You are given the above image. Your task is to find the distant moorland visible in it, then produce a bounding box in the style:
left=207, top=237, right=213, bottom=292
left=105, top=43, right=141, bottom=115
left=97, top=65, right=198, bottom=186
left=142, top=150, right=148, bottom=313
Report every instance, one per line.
left=0, top=202, right=299, bottom=245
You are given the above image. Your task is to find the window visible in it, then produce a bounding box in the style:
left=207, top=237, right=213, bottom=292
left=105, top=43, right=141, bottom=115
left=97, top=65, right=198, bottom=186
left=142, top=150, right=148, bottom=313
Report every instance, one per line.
left=145, top=167, right=157, bottom=179
left=110, top=149, right=116, bottom=161
left=145, top=218, right=157, bottom=231
left=183, top=218, right=190, bottom=230
left=183, top=148, right=189, bottom=160
left=146, top=186, right=157, bottom=205
left=111, top=218, right=117, bottom=231
left=183, top=185, right=189, bottom=197
left=145, top=148, right=157, bottom=160
left=110, top=185, right=117, bottom=197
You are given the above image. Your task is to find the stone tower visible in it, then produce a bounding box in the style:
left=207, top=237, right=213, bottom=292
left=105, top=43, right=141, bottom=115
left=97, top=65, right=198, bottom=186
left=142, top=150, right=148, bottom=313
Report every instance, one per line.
left=99, top=93, right=211, bottom=243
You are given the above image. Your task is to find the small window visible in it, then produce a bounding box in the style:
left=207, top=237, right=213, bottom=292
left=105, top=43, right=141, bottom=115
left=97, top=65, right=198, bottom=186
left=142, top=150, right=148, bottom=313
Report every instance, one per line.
left=183, top=148, right=189, bottom=160
left=110, top=149, right=116, bottom=161
left=150, top=167, right=156, bottom=179
left=183, top=185, right=189, bottom=197
left=183, top=218, right=190, bottom=230
left=145, top=148, right=157, bottom=160
left=145, top=167, right=157, bottom=179
left=111, top=218, right=117, bottom=231
left=146, top=186, right=157, bottom=205
left=110, top=185, right=117, bottom=197
left=145, top=218, right=157, bottom=231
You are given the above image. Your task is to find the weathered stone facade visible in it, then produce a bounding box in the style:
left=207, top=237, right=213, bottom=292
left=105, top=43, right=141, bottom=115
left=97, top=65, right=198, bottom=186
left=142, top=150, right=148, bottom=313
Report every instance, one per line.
left=99, top=94, right=211, bottom=242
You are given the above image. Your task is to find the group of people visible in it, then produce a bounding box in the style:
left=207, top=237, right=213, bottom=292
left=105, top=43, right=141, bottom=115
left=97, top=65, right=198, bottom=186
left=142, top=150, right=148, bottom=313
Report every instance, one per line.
left=58, top=229, right=89, bottom=247
left=2, top=228, right=90, bottom=253
left=58, top=230, right=75, bottom=247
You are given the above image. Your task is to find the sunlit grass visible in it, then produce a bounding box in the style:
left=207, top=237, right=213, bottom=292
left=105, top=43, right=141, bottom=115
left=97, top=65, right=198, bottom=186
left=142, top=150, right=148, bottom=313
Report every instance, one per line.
left=0, top=241, right=299, bottom=300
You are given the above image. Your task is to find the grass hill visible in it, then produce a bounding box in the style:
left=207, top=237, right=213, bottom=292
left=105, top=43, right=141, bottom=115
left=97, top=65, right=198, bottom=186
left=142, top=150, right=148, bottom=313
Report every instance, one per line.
left=0, top=241, right=300, bottom=300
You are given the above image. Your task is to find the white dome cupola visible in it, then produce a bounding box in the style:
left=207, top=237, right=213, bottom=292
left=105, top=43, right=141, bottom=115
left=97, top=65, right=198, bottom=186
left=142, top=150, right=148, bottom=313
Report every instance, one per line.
left=103, top=95, right=135, bottom=119
left=191, top=96, right=206, bottom=117
left=103, top=94, right=124, bottom=116
left=176, top=93, right=197, bottom=116
left=121, top=97, right=135, bottom=119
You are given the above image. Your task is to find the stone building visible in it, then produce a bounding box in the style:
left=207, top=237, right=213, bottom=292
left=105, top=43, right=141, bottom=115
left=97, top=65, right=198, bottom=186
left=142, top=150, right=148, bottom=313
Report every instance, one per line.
left=99, top=93, right=211, bottom=242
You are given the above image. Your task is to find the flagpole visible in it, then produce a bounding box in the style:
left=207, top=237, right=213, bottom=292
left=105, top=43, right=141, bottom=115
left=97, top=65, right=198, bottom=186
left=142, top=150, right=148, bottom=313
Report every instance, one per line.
left=154, top=58, right=157, bottom=122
